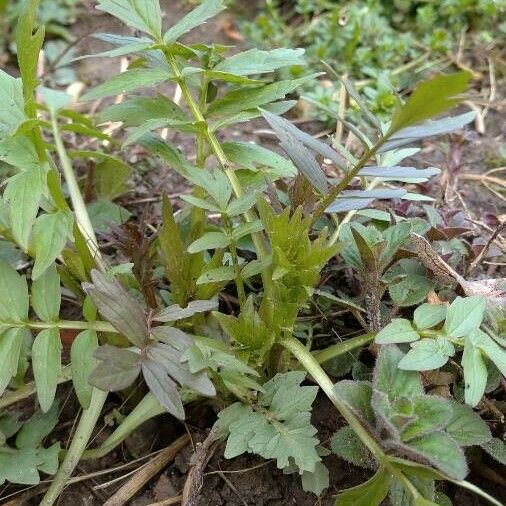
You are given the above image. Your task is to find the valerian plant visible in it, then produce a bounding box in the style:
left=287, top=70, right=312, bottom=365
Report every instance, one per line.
left=0, top=1, right=503, bottom=505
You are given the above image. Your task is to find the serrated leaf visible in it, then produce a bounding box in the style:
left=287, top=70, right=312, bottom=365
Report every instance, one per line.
left=445, top=401, right=491, bottom=446
left=0, top=259, right=29, bottom=322
left=32, top=328, right=61, bottom=412
left=90, top=344, right=141, bottom=391
left=71, top=330, right=98, bottom=409
left=398, top=337, right=454, bottom=371
left=31, top=264, right=60, bottom=321
left=215, top=372, right=320, bottom=472
left=163, top=0, right=225, bottom=44
left=207, top=74, right=319, bottom=117
left=82, top=69, right=172, bottom=101
left=154, top=298, right=218, bottom=322
left=187, top=231, right=230, bottom=253
left=83, top=270, right=149, bottom=346
left=141, top=359, right=185, bottom=419
left=97, top=0, right=162, bottom=38
left=376, top=319, right=420, bottom=344
left=388, top=72, right=471, bottom=135
left=407, top=431, right=468, bottom=479
left=16, top=403, right=59, bottom=449
left=335, top=466, right=391, bottom=506
left=444, top=296, right=486, bottom=338
left=413, top=304, right=447, bottom=330
left=31, top=210, right=73, bottom=280
left=331, top=426, right=375, bottom=469
left=215, top=48, right=305, bottom=75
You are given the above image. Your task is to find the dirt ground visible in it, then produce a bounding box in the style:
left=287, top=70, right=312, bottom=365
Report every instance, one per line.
left=0, top=1, right=504, bottom=505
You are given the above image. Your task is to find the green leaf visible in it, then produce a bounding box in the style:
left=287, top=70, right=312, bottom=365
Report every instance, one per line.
left=40, top=88, right=72, bottom=114
left=196, top=265, right=235, bottom=285
left=330, top=426, right=375, bottom=469
left=87, top=199, right=131, bottom=233
left=0, top=259, right=29, bottom=322
left=378, top=222, right=412, bottom=268
left=215, top=48, right=305, bottom=75
left=334, top=380, right=375, bottom=424
left=98, top=94, right=186, bottom=126
left=400, top=396, right=453, bottom=442
left=141, top=359, right=185, bottom=419
left=481, top=437, right=506, bottom=465
left=0, top=327, right=26, bottom=395
left=16, top=403, right=59, bottom=449
left=32, top=328, right=61, bottom=412
left=376, top=319, right=420, bottom=344
left=407, top=431, right=468, bottom=479
left=82, top=69, right=172, bottom=101
left=445, top=401, right=491, bottom=446
left=83, top=270, right=149, bottom=347
left=215, top=372, right=320, bottom=472
left=334, top=466, right=391, bottom=506
left=3, top=165, right=45, bottom=250
left=31, top=210, right=73, bottom=280
left=462, top=334, right=488, bottom=407
left=232, top=220, right=263, bottom=241
left=71, top=330, right=98, bottom=409
left=398, top=337, right=454, bottom=371
left=154, top=299, right=218, bottom=322
left=0, top=135, right=39, bottom=169
left=97, top=0, right=162, bottom=38
left=388, top=72, right=471, bottom=135
left=221, top=141, right=297, bottom=179
left=31, top=265, right=61, bottom=321
left=385, top=259, right=432, bottom=307
left=0, top=70, right=26, bottom=136
left=301, top=462, right=329, bottom=496
left=413, top=304, right=447, bottom=330
left=444, top=296, right=486, bottom=338
left=94, top=158, right=132, bottom=200
left=469, top=329, right=506, bottom=377
left=373, top=345, right=423, bottom=400
left=163, top=0, right=225, bottom=44
left=206, top=74, right=319, bottom=117
left=89, top=344, right=141, bottom=391
left=187, top=231, right=230, bottom=253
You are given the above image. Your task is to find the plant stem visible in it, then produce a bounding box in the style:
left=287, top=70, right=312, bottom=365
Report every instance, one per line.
left=312, top=333, right=374, bottom=364
left=312, top=139, right=385, bottom=225
left=281, top=337, right=385, bottom=462
left=80, top=393, right=165, bottom=460
left=43, top=114, right=109, bottom=505
left=162, top=51, right=272, bottom=293
left=26, top=320, right=116, bottom=333
left=40, top=388, right=108, bottom=506
left=51, top=114, right=106, bottom=272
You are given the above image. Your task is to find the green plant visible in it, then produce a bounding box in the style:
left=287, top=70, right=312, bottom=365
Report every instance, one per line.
left=242, top=0, right=505, bottom=121
left=0, top=1, right=503, bottom=505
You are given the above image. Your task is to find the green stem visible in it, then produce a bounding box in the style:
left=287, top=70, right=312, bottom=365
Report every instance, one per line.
left=25, top=320, right=116, bottom=333
left=281, top=337, right=386, bottom=462
left=80, top=393, right=165, bottom=460
left=312, top=333, right=374, bottom=364
left=224, top=216, right=246, bottom=307
left=163, top=50, right=271, bottom=293
left=50, top=114, right=106, bottom=272
left=40, top=389, right=108, bottom=506
left=43, top=115, right=109, bottom=505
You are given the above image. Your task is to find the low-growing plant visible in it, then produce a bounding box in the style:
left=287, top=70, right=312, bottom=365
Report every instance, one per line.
left=0, top=1, right=503, bottom=505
